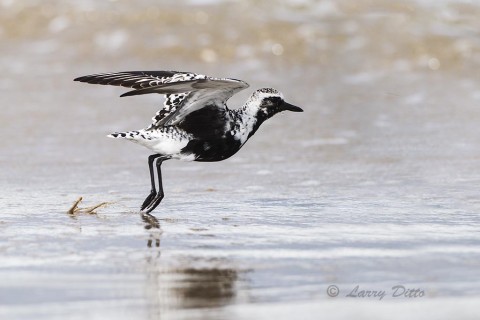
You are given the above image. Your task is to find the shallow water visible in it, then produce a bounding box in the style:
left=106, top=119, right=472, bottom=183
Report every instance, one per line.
left=1, top=0, right=480, bottom=319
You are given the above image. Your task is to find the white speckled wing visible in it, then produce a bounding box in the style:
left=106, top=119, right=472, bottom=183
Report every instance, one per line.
left=74, top=71, right=208, bottom=129
left=147, top=73, right=208, bottom=129
left=74, top=71, right=248, bottom=129
left=159, top=78, right=250, bottom=126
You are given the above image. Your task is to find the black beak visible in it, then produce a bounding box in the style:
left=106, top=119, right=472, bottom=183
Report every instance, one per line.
left=282, top=102, right=303, bottom=112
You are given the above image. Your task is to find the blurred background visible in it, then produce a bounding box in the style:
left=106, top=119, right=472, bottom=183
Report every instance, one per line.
left=1, top=0, right=480, bottom=319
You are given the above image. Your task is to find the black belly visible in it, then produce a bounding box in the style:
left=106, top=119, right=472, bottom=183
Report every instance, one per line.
left=181, top=137, right=242, bottom=162
left=176, top=104, right=245, bottom=162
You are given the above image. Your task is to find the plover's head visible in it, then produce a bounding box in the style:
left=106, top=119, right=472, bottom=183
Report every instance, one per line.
left=246, top=88, right=303, bottom=118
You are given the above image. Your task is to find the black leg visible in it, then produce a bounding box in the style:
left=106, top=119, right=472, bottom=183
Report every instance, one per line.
left=140, top=154, right=162, bottom=211
left=143, top=157, right=166, bottom=213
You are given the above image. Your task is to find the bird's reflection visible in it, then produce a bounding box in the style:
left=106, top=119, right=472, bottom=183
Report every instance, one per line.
left=145, top=259, right=241, bottom=314
left=141, top=212, right=161, bottom=248
left=140, top=222, right=243, bottom=314
left=172, top=266, right=238, bottom=308
left=141, top=212, right=160, bottom=229
left=140, top=212, right=245, bottom=314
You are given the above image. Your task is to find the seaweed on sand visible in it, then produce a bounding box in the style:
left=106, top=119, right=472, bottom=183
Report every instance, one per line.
left=67, top=197, right=110, bottom=215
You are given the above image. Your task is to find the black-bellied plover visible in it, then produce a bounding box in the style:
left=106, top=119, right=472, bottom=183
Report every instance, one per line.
left=74, top=71, right=303, bottom=213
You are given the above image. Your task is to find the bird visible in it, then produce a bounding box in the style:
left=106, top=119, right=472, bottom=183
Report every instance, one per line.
left=74, top=71, right=303, bottom=213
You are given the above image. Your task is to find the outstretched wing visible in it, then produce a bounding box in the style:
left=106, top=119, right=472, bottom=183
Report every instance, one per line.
left=74, top=71, right=249, bottom=129
left=74, top=71, right=184, bottom=89
left=149, top=78, right=249, bottom=126
left=74, top=71, right=208, bottom=128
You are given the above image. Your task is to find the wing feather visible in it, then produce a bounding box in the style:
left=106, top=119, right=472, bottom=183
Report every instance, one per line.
left=74, top=71, right=181, bottom=89
left=160, top=78, right=249, bottom=126
left=74, top=71, right=249, bottom=129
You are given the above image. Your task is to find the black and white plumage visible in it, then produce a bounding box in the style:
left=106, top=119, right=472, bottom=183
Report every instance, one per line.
left=74, top=71, right=303, bottom=213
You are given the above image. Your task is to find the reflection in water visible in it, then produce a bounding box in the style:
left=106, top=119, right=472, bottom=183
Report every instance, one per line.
left=140, top=212, right=242, bottom=313
left=145, top=260, right=241, bottom=316
left=142, top=212, right=160, bottom=230
left=141, top=212, right=161, bottom=248
left=172, top=267, right=238, bottom=309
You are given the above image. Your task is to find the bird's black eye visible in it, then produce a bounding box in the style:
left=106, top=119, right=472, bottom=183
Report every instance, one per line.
left=262, top=97, right=281, bottom=108
left=262, top=99, right=274, bottom=107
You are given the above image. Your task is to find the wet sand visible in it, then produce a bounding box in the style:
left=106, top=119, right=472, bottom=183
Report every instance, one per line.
left=1, top=1, right=480, bottom=319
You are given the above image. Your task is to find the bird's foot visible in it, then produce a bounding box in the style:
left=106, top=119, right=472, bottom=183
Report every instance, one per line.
left=143, top=192, right=164, bottom=214
left=140, top=190, right=157, bottom=211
